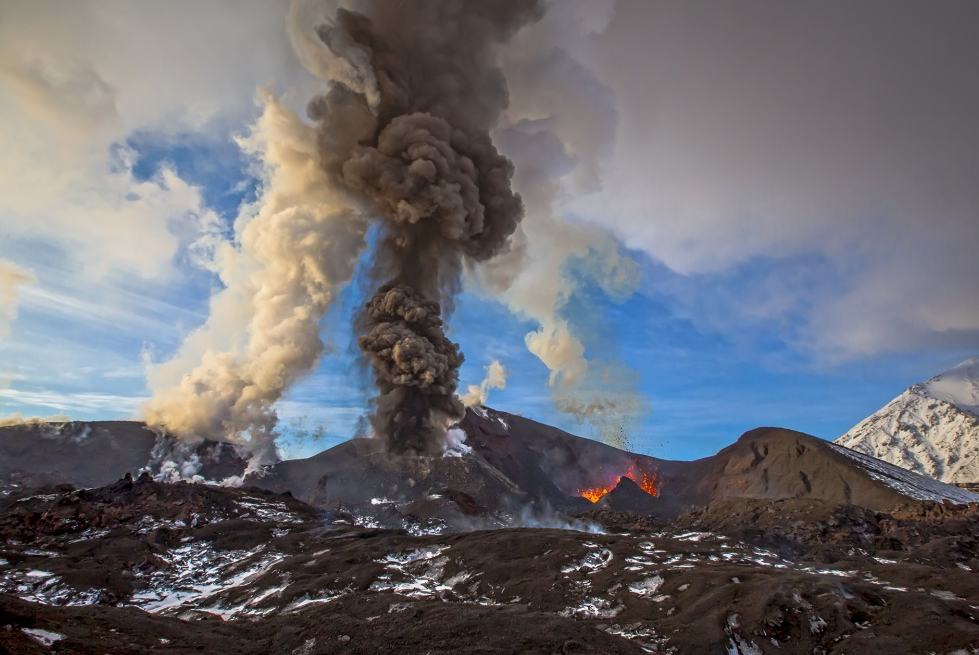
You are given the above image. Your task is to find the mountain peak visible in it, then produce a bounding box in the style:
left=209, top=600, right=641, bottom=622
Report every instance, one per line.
left=919, top=357, right=979, bottom=417
left=835, top=358, right=979, bottom=483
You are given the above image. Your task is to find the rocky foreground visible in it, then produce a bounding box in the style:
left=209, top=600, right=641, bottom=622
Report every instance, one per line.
left=1, top=474, right=978, bottom=654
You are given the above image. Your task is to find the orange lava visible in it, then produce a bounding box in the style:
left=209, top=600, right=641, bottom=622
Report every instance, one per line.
left=579, top=461, right=659, bottom=503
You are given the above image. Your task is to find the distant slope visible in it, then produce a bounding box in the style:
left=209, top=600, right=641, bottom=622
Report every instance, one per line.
left=0, top=421, right=246, bottom=490
left=702, top=426, right=978, bottom=508
left=255, top=410, right=979, bottom=522
left=835, top=359, right=979, bottom=483
left=4, top=410, right=976, bottom=523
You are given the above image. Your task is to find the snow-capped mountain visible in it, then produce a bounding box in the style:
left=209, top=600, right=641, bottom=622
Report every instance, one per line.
left=835, top=359, right=979, bottom=484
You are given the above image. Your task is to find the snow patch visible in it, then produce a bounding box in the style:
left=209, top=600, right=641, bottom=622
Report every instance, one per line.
left=23, top=628, right=64, bottom=646
left=561, top=544, right=613, bottom=574
left=560, top=596, right=623, bottom=619
left=922, top=359, right=979, bottom=417
left=828, top=443, right=979, bottom=504
left=628, top=575, right=664, bottom=598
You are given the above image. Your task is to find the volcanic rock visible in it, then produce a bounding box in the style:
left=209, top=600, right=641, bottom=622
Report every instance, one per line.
left=3, top=411, right=977, bottom=533
left=2, top=476, right=978, bottom=654
left=594, top=476, right=661, bottom=514
left=703, top=427, right=910, bottom=509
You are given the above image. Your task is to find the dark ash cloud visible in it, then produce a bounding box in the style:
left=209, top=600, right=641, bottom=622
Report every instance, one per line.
left=307, top=0, right=543, bottom=453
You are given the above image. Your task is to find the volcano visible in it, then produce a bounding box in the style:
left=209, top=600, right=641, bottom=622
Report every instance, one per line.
left=2, top=408, right=974, bottom=526
left=3, top=409, right=979, bottom=653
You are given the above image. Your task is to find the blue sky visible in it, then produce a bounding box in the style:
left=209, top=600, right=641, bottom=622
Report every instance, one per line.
left=1, top=1, right=977, bottom=462
left=1, top=123, right=969, bottom=460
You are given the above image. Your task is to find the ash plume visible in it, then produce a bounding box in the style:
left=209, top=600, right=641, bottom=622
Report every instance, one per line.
left=358, top=285, right=464, bottom=454
left=302, top=0, right=542, bottom=454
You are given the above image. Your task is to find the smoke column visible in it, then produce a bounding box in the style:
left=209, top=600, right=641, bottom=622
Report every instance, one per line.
left=302, top=0, right=542, bottom=454
left=461, top=360, right=508, bottom=408
left=142, top=90, right=369, bottom=469
left=468, top=6, right=649, bottom=448
left=145, top=0, right=649, bottom=462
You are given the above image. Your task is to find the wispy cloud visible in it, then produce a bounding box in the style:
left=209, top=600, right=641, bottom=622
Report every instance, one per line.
left=0, top=388, right=147, bottom=416
left=19, top=279, right=205, bottom=339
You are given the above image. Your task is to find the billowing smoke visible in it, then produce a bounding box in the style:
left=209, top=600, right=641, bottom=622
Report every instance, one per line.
left=144, top=0, right=648, bottom=462
left=468, top=7, right=649, bottom=448
left=299, top=0, right=542, bottom=454
left=142, top=91, right=369, bottom=469
left=358, top=285, right=464, bottom=453
left=0, top=259, right=34, bottom=342
left=461, top=360, right=508, bottom=408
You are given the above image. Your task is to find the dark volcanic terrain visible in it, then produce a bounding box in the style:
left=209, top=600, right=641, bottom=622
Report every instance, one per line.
left=2, top=408, right=978, bottom=653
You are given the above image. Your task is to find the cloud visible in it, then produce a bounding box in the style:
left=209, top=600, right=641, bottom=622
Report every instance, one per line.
left=0, top=1, right=324, bottom=436
left=16, top=270, right=205, bottom=338
left=3, top=0, right=975, bottom=452
left=465, top=2, right=649, bottom=443
left=0, top=387, right=146, bottom=416
left=564, top=0, right=979, bottom=360
left=0, top=1, right=305, bottom=283
left=0, top=1, right=306, bottom=131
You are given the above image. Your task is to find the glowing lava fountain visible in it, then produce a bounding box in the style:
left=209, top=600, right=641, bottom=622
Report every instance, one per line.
left=579, top=461, right=660, bottom=503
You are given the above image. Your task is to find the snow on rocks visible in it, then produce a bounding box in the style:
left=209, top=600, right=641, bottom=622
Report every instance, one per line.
left=2, top=475, right=978, bottom=653
left=233, top=495, right=307, bottom=524
left=1, top=569, right=101, bottom=606
left=22, top=628, right=64, bottom=647
left=725, top=613, right=764, bottom=655
left=836, top=359, right=979, bottom=484
left=561, top=543, right=613, bottom=574
left=559, top=596, right=624, bottom=619
left=828, top=443, right=979, bottom=504
left=369, top=546, right=456, bottom=599
left=627, top=575, right=664, bottom=598
left=128, top=542, right=287, bottom=615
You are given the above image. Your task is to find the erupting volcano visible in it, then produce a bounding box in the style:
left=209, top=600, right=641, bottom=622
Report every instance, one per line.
left=579, top=460, right=660, bottom=503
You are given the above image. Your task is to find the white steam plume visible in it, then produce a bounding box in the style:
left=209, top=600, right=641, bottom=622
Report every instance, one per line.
left=141, top=90, right=368, bottom=469
left=461, top=360, right=509, bottom=408
left=471, top=8, right=649, bottom=448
